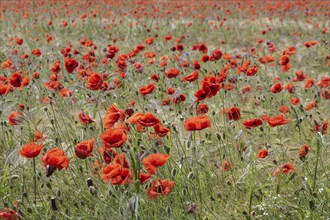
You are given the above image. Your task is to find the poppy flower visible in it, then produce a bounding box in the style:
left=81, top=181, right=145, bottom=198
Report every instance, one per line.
left=292, top=71, right=306, bottom=82
left=304, top=78, right=314, bottom=89
left=64, top=58, right=78, bottom=73
left=317, top=77, right=330, bottom=88
left=182, top=70, right=199, bottom=82
left=263, top=114, right=290, bottom=127
left=305, top=101, right=317, bottom=111
left=139, top=84, right=156, bottom=96
left=100, top=128, right=128, bottom=148
left=126, top=112, right=145, bottom=124
left=101, top=163, right=133, bottom=185
left=290, top=97, right=300, bottom=105
left=0, top=84, right=14, bottom=95
left=99, top=147, right=117, bottom=164
left=137, top=112, right=160, bottom=127
left=51, top=62, right=61, bottom=74
left=146, top=179, right=175, bottom=199
left=8, top=112, right=23, bottom=126
left=145, top=37, right=154, bottom=45
left=196, top=104, right=209, bottom=115
left=242, top=118, right=263, bottom=129
left=278, top=105, right=289, bottom=114
left=16, top=37, right=23, bottom=45
left=273, top=162, right=294, bottom=175
left=241, top=86, right=252, bottom=94
left=166, top=87, right=175, bottom=95
left=42, top=148, right=69, bottom=177
left=86, top=73, right=103, bottom=90
left=140, top=173, right=151, bottom=184
left=75, top=139, right=95, bottom=159
left=78, top=112, right=95, bottom=124
left=165, top=68, right=180, bottom=78
left=257, top=149, right=268, bottom=159
left=314, top=121, right=328, bottom=134
left=298, top=145, right=309, bottom=158
left=152, top=123, right=170, bottom=137
left=226, top=107, right=241, bottom=121
left=284, top=83, right=295, bottom=93
left=222, top=160, right=233, bottom=171
left=103, top=104, right=126, bottom=129
left=172, top=94, right=186, bottom=104
left=59, top=88, right=73, bottom=97
left=19, top=142, right=43, bottom=159
left=184, top=115, right=211, bottom=131
left=34, top=130, right=44, bottom=142
left=31, top=48, right=42, bottom=57
left=8, top=72, right=22, bottom=87
left=271, top=82, right=283, bottom=93
left=280, top=55, right=289, bottom=65
left=142, top=153, right=170, bottom=175
left=0, top=208, right=20, bottom=220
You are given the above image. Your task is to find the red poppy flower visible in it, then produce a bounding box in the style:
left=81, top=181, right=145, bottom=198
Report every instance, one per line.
left=298, top=145, right=309, bottom=158
left=100, top=128, right=128, bottom=148
left=137, top=112, right=160, bottom=127
left=101, top=163, right=132, bottom=185
left=165, top=68, right=180, bottom=78
left=42, top=148, right=69, bottom=177
left=242, top=118, right=263, bottom=129
left=64, top=58, right=78, bottom=73
left=78, top=112, right=95, bottom=124
left=16, top=38, right=23, bottom=45
left=31, top=48, right=42, bottom=57
left=19, top=142, right=43, bottom=159
left=222, top=160, right=233, bottom=171
left=262, top=114, right=290, bottom=127
left=86, top=73, right=103, bottom=90
left=278, top=105, right=289, bottom=114
left=182, top=70, right=199, bottom=82
left=152, top=123, right=170, bottom=137
left=8, top=72, right=22, bottom=87
left=271, top=82, right=283, bottom=93
left=103, top=104, right=126, bottom=129
left=196, top=104, right=209, bottom=115
left=280, top=55, right=289, bottom=65
left=145, top=37, right=154, bottom=45
left=99, top=147, right=117, bottom=164
left=290, top=97, right=300, bottom=105
left=142, top=153, right=170, bottom=175
left=226, top=107, right=241, bottom=121
left=293, top=71, right=306, bottom=82
left=126, top=112, right=145, bottom=124
left=139, top=84, right=156, bottom=96
left=75, top=139, right=95, bottom=159
left=51, top=61, right=61, bottom=74
left=8, top=111, right=23, bottom=126
left=304, top=78, right=315, bottom=89
left=34, top=131, right=44, bottom=142
left=257, top=149, right=268, bottom=159
left=0, top=208, right=20, bottom=220
left=305, top=101, right=317, bottom=111
left=146, top=179, right=175, bottom=199
left=184, top=115, right=211, bottom=131
left=0, top=84, right=14, bottom=95
left=317, top=77, right=330, bottom=88
left=314, top=121, right=328, bottom=134
left=273, top=162, right=294, bottom=175
left=140, top=172, right=151, bottom=184
left=59, top=88, right=73, bottom=97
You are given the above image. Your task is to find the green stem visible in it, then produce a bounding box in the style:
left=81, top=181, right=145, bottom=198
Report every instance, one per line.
left=33, top=157, right=37, bottom=206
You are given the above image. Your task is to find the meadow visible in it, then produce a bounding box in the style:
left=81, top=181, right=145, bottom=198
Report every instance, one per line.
left=0, top=0, right=329, bottom=219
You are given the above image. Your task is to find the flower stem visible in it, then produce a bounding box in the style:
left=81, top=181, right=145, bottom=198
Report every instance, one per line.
left=33, top=157, right=37, bottom=206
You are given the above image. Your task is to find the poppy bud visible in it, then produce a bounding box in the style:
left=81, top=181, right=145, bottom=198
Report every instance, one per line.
left=46, top=165, right=56, bottom=177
